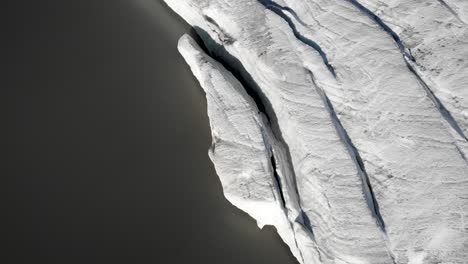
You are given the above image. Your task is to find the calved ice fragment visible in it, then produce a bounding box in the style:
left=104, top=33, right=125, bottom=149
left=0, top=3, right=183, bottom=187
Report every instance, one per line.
left=166, top=0, right=468, bottom=263
left=177, top=34, right=322, bottom=264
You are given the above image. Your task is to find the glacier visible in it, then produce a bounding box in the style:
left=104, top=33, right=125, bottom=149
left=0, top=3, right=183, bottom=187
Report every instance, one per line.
left=165, top=1, right=468, bottom=263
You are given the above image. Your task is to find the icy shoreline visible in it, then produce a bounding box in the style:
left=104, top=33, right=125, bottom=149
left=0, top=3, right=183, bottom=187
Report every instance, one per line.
left=166, top=1, right=468, bottom=263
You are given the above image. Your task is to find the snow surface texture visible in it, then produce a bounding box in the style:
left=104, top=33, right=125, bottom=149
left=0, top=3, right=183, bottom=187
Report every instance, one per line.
left=169, top=1, right=468, bottom=263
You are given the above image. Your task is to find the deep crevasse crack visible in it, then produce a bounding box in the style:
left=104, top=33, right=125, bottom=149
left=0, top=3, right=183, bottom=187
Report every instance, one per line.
left=345, top=0, right=415, bottom=62
left=406, top=59, right=468, bottom=142
left=257, top=0, right=337, bottom=77
left=257, top=0, right=307, bottom=26
left=307, top=70, right=398, bottom=263
left=307, top=70, right=387, bottom=233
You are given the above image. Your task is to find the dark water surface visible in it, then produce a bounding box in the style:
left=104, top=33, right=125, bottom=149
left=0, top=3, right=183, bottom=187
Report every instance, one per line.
left=4, top=1, right=297, bottom=263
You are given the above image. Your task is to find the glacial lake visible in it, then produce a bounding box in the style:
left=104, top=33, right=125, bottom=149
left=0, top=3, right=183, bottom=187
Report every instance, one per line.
left=5, top=0, right=298, bottom=263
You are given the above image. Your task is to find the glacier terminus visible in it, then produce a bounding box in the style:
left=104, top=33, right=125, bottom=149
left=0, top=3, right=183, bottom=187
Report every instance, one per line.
left=164, top=0, right=468, bottom=263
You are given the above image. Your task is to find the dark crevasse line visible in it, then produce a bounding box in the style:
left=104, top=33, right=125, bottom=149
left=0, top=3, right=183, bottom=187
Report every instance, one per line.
left=306, top=70, right=387, bottom=233
left=265, top=130, right=307, bottom=264
left=455, top=145, right=468, bottom=164
left=188, top=27, right=267, bottom=113
left=437, top=0, right=466, bottom=25
left=270, top=154, right=287, bottom=207
left=191, top=26, right=317, bottom=236
left=345, top=0, right=415, bottom=62
left=269, top=154, right=309, bottom=260
left=268, top=148, right=306, bottom=264
left=257, top=0, right=307, bottom=25
left=406, top=60, right=468, bottom=141
left=308, top=70, right=398, bottom=264
left=300, top=211, right=316, bottom=235
left=257, top=0, right=337, bottom=78
left=347, top=0, right=468, bottom=143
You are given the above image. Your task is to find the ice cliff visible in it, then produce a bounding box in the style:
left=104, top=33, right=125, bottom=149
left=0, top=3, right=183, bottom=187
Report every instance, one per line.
left=167, top=1, right=468, bottom=263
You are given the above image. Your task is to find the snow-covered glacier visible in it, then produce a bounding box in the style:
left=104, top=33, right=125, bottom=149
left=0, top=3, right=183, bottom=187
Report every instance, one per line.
left=166, top=1, right=468, bottom=263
